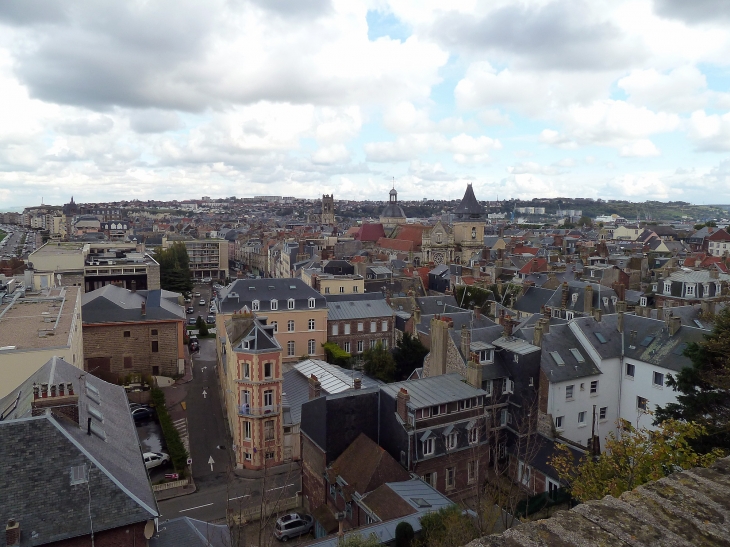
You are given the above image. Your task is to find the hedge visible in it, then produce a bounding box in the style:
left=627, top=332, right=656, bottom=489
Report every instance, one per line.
left=150, top=387, right=189, bottom=475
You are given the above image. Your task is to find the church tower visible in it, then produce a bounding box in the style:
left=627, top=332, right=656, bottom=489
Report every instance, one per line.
left=321, top=194, right=335, bottom=225
left=452, top=184, right=485, bottom=264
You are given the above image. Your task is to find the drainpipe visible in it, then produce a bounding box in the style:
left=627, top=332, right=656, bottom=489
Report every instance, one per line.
left=618, top=328, right=624, bottom=440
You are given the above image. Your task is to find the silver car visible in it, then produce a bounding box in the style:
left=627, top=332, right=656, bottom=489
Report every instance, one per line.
left=274, top=513, right=313, bottom=542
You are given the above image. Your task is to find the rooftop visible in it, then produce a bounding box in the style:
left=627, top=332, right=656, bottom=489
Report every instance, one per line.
left=0, top=286, right=80, bottom=351
left=381, top=373, right=486, bottom=409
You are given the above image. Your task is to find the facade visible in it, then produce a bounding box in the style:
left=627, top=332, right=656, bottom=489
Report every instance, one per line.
left=82, top=286, right=186, bottom=380
left=302, top=268, right=364, bottom=296
left=321, top=194, right=335, bottom=225
left=707, top=228, right=730, bottom=256
left=0, top=286, right=84, bottom=399
left=326, top=298, right=395, bottom=355
left=216, top=278, right=328, bottom=363
left=217, top=313, right=285, bottom=469
left=652, top=269, right=727, bottom=306
left=162, top=235, right=229, bottom=280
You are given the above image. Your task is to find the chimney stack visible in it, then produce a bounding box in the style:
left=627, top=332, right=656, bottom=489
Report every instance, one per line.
left=6, top=519, right=20, bottom=547
left=50, top=384, right=57, bottom=397
left=616, top=300, right=627, bottom=313
left=67, top=382, right=74, bottom=396
left=58, top=383, right=65, bottom=396
left=33, top=384, right=39, bottom=400
left=668, top=315, right=681, bottom=336
left=308, top=374, right=321, bottom=400
left=617, top=311, right=624, bottom=334
left=561, top=282, right=569, bottom=308
left=593, top=308, right=602, bottom=322
left=353, top=377, right=361, bottom=390
left=584, top=285, right=594, bottom=314
left=473, top=305, right=481, bottom=320
left=533, top=323, right=544, bottom=347
left=131, top=280, right=137, bottom=292
left=460, top=328, right=472, bottom=361
left=396, top=388, right=410, bottom=423
left=503, top=315, right=514, bottom=338
left=41, top=383, right=48, bottom=398
left=467, top=357, right=483, bottom=389
left=540, top=317, right=550, bottom=334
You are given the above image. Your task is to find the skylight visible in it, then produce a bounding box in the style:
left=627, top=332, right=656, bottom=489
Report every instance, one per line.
left=594, top=332, right=607, bottom=344
left=549, top=351, right=565, bottom=366
left=569, top=348, right=585, bottom=363
left=673, top=342, right=688, bottom=356
left=640, top=335, right=654, bottom=347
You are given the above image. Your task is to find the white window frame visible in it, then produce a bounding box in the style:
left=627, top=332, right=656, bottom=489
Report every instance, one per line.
left=252, top=300, right=260, bottom=311
left=555, top=416, right=564, bottom=430
left=445, top=432, right=458, bottom=450
left=264, top=390, right=273, bottom=407
left=308, top=297, right=316, bottom=309
left=469, top=427, right=478, bottom=444
left=339, top=286, right=345, bottom=293
left=370, top=321, right=376, bottom=332
left=344, top=341, right=351, bottom=353
left=685, top=284, right=695, bottom=296
left=270, top=299, right=278, bottom=311
left=382, top=320, right=388, bottom=332
left=332, top=324, right=339, bottom=336
left=599, top=407, right=607, bottom=420
left=357, top=322, right=363, bottom=332
left=243, top=362, right=250, bottom=379
left=244, top=420, right=251, bottom=440
left=271, top=321, right=278, bottom=334
left=287, top=340, right=295, bottom=356
left=357, top=340, right=364, bottom=353
left=308, top=318, right=315, bottom=330
left=566, top=385, right=574, bottom=400
left=637, top=396, right=648, bottom=410
left=308, top=339, right=316, bottom=355
left=353, top=285, right=358, bottom=293
left=446, top=467, right=455, bottom=489
left=288, top=298, right=295, bottom=310
left=590, top=380, right=598, bottom=394
left=653, top=371, right=664, bottom=387
left=344, top=324, right=351, bottom=335
left=423, top=437, right=434, bottom=456
left=287, top=320, right=295, bottom=332
left=664, top=282, right=671, bottom=295
left=626, top=362, right=635, bottom=378
left=578, top=411, right=587, bottom=426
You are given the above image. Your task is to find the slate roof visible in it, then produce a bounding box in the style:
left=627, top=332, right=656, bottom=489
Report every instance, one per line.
left=82, top=285, right=185, bottom=324
left=570, top=313, right=708, bottom=372
left=150, top=518, right=230, bottom=547
left=470, top=456, right=730, bottom=547
left=229, top=317, right=280, bottom=353
left=513, top=287, right=556, bottom=314
left=380, top=373, right=487, bottom=410
left=453, top=184, right=484, bottom=218
left=327, top=299, right=395, bottom=321
left=537, top=323, right=602, bottom=383
left=416, top=295, right=460, bottom=315
left=217, top=278, right=326, bottom=314
left=0, top=358, right=158, bottom=546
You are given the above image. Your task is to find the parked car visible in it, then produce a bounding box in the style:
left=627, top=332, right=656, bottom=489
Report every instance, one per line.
left=188, top=317, right=197, bottom=325
left=274, top=514, right=313, bottom=542
left=186, top=306, right=195, bottom=314
left=143, top=452, right=170, bottom=470
left=132, top=407, right=155, bottom=422
left=206, top=315, right=215, bottom=324
left=129, top=402, right=148, bottom=411
left=199, top=299, right=206, bottom=306
left=194, top=292, right=201, bottom=297
left=189, top=335, right=199, bottom=352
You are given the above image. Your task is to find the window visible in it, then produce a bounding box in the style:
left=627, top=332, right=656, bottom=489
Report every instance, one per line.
left=578, top=411, right=587, bottom=425
left=382, top=321, right=388, bottom=332
left=370, top=321, right=376, bottom=332
left=308, top=297, right=316, bottom=308
left=423, top=438, right=434, bottom=456
left=270, top=299, right=278, bottom=310
left=123, top=356, right=133, bottom=369
left=469, top=428, right=478, bottom=444
left=445, top=432, right=458, bottom=449
left=151, top=341, right=159, bottom=353
left=382, top=339, right=388, bottom=350
left=590, top=381, right=598, bottom=394
left=123, top=331, right=130, bottom=338
left=357, top=322, right=364, bottom=332
left=599, top=407, right=607, bottom=420
left=244, top=452, right=252, bottom=461
left=518, top=461, right=531, bottom=486
left=626, top=363, right=635, bottom=377
left=640, top=296, right=647, bottom=307
left=566, top=385, right=574, bottom=400
left=555, top=416, right=564, bottom=430
left=264, top=390, right=273, bottom=407
left=653, top=371, right=664, bottom=387
left=308, top=339, right=315, bottom=355
left=330, top=484, right=336, bottom=497
left=266, top=452, right=275, bottom=460
left=500, top=409, right=509, bottom=426
left=264, top=419, right=274, bottom=441
left=252, top=300, right=260, bottom=311
left=420, top=407, right=431, bottom=419
left=268, top=320, right=277, bottom=334
left=459, top=399, right=473, bottom=410
left=344, top=324, right=351, bottom=335
left=151, top=329, right=158, bottom=336
left=324, top=287, right=330, bottom=294
left=287, top=341, right=295, bottom=356
left=244, top=421, right=251, bottom=440
left=503, top=378, right=514, bottom=394
left=370, top=340, right=377, bottom=349
left=357, top=340, right=364, bottom=353
left=547, top=478, right=560, bottom=501
left=70, top=464, right=87, bottom=485
left=664, top=282, right=671, bottom=294
left=686, top=284, right=695, bottom=296
left=637, top=396, right=648, bottom=411
left=484, top=380, right=492, bottom=396
left=288, top=298, right=295, bottom=310
left=243, top=362, right=250, bottom=379
left=353, top=285, right=358, bottom=293
left=332, top=324, right=339, bottom=336
left=264, top=362, right=272, bottom=379
left=344, top=341, right=351, bottom=353
left=308, top=318, right=315, bottom=330
left=468, top=460, right=477, bottom=483
left=446, top=467, right=456, bottom=489
left=422, top=472, right=436, bottom=487
left=339, top=286, right=344, bottom=293
left=287, top=320, right=295, bottom=332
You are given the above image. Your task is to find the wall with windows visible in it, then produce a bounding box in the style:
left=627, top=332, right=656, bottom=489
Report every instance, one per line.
left=620, top=356, right=679, bottom=431
left=326, top=316, right=394, bottom=356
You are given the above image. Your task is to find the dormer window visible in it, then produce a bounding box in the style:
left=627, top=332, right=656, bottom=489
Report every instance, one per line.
left=663, top=282, right=671, bottom=295
left=270, top=299, right=278, bottom=311
left=640, top=296, right=647, bottom=307
left=288, top=298, right=295, bottom=310
left=252, top=300, right=260, bottom=311
left=308, top=297, right=316, bottom=309
left=478, top=349, right=493, bottom=364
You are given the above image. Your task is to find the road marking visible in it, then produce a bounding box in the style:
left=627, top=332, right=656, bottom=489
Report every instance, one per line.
left=228, top=494, right=251, bottom=501
left=208, top=455, right=215, bottom=471
left=267, top=483, right=295, bottom=492
left=202, top=389, right=207, bottom=399
left=179, top=503, right=214, bottom=513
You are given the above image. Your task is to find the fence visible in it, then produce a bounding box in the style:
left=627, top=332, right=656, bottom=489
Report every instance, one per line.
left=152, top=478, right=189, bottom=492
left=228, top=494, right=300, bottom=524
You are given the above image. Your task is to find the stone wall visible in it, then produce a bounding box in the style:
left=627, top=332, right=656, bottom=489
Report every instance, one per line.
left=301, top=434, right=326, bottom=512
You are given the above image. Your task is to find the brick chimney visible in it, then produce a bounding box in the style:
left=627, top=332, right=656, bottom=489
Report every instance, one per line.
left=396, top=388, right=410, bottom=423
left=31, top=383, right=80, bottom=424
left=50, top=384, right=57, bottom=397
left=473, top=305, right=481, bottom=320
left=33, top=384, right=39, bottom=400
left=616, top=300, right=627, bottom=313
left=593, top=308, right=602, bottom=322
left=308, top=374, right=321, bottom=400
left=561, top=282, right=569, bottom=308
left=540, top=316, right=550, bottom=334
left=668, top=315, right=681, bottom=336
left=6, top=519, right=20, bottom=547
left=584, top=284, right=594, bottom=313
left=503, top=315, right=514, bottom=338
left=353, top=377, right=361, bottom=390
left=41, top=383, right=48, bottom=398
left=460, top=328, right=471, bottom=361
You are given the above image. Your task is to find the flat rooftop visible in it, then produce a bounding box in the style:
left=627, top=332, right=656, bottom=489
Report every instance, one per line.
left=30, top=242, right=86, bottom=257
left=0, top=287, right=80, bottom=351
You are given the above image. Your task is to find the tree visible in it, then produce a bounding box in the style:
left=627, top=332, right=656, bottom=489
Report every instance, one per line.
left=362, top=342, right=396, bottom=382
left=196, top=315, right=209, bottom=337
left=392, top=333, right=428, bottom=380
left=655, top=307, right=730, bottom=453
left=153, top=242, right=193, bottom=295
left=549, top=418, right=723, bottom=503
left=338, top=533, right=381, bottom=547
left=577, top=215, right=593, bottom=227
left=395, top=521, right=414, bottom=547
left=323, top=342, right=352, bottom=368
left=417, top=505, right=478, bottom=547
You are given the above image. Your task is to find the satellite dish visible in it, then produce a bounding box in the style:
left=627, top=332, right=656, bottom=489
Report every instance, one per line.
left=144, top=520, right=155, bottom=539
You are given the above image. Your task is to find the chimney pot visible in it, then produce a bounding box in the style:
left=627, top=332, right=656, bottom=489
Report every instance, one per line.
left=41, top=383, right=48, bottom=398
left=67, top=383, right=74, bottom=395
left=141, top=300, right=146, bottom=316
left=353, top=377, right=362, bottom=390
left=50, top=384, right=57, bottom=397
left=668, top=315, right=681, bottom=336
left=58, top=383, right=65, bottom=396
left=308, top=374, right=322, bottom=400
left=396, top=388, right=410, bottom=423
left=6, top=519, right=20, bottom=547
left=33, top=384, right=39, bottom=400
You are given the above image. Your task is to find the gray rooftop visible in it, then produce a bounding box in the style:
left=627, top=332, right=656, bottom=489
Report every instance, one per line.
left=537, top=324, right=602, bottom=383
left=217, top=278, right=326, bottom=314
left=381, top=373, right=486, bottom=409
left=82, top=285, right=185, bottom=324
left=327, top=299, right=394, bottom=321
left=150, top=517, right=230, bottom=547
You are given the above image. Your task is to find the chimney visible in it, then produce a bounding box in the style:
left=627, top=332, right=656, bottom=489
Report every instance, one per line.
left=543, top=306, right=550, bottom=322
left=617, top=311, right=624, bottom=334
left=541, top=316, right=550, bottom=334
left=353, top=377, right=361, bottom=390
left=58, top=383, right=65, bottom=396
left=50, top=384, right=57, bottom=397
left=503, top=315, right=514, bottom=338
left=141, top=299, right=146, bottom=316
left=67, top=382, right=74, bottom=396
left=396, top=388, right=410, bottom=423
left=561, top=282, right=569, bottom=308
left=6, top=519, right=20, bottom=547
left=131, top=280, right=137, bottom=292
left=473, top=305, right=481, bottom=320
left=41, top=383, right=48, bottom=398
left=460, top=328, right=472, bottom=361
left=593, top=308, right=602, bottom=322
left=308, top=374, right=321, bottom=400
left=584, top=284, right=594, bottom=313
left=710, top=269, right=719, bottom=279
left=668, top=315, right=681, bottom=336
left=533, top=323, right=544, bottom=347
left=616, top=300, right=627, bottom=313
left=33, top=384, right=39, bottom=400
left=413, top=307, right=421, bottom=326
left=467, top=357, right=483, bottom=389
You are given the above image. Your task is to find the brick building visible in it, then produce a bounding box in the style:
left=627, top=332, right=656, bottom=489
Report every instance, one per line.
left=325, top=295, right=395, bottom=355
left=217, top=312, right=285, bottom=469
left=82, top=285, right=186, bottom=380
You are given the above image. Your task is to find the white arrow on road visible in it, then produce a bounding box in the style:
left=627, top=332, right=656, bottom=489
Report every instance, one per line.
left=201, top=366, right=207, bottom=372
left=202, top=389, right=207, bottom=399
left=208, top=455, right=215, bottom=472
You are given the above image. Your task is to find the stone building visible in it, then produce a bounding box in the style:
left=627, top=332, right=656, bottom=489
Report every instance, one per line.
left=82, top=285, right=186, bottom=380
left=217, top=312, right=285, bottom=469
left=379, top=187, right=407, bottom=230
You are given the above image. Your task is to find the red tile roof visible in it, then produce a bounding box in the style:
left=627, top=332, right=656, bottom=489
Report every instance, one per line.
left=518, top=257, right=548, bottom=274
left=356, top=223, right=386, bottom=242
left=376, top=237, right=413, bottom=252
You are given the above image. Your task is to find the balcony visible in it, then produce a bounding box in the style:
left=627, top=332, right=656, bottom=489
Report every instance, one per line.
left=238, top=404, right=281, bottom=417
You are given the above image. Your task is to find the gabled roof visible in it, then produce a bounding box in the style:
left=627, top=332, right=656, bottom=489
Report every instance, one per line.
left=380, top=373, right=486, bottom=409
left=150, top=517, right=230, bottom=547
left=327, top=299, right=394, bottom=321
left=356, top=223, right=386, bottom=242
left=82, top=285, right=185, bottom=324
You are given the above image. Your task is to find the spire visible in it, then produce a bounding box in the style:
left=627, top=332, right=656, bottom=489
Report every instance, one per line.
left=453, top=183, right=484, bottom=220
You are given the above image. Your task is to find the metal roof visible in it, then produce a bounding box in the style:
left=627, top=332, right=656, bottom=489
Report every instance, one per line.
left=492, top=336, right=541, bottom=355
left=293, top=359, right=360, bottom=394
left=380, top=373, right=486, bottom=409
left=369, top=266, right=393, bottom=275
left=327, top=299, right=394, bottom=321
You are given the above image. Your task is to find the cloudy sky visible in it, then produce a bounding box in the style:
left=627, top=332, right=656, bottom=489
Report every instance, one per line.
left=1, top=0, right=730, bottom=208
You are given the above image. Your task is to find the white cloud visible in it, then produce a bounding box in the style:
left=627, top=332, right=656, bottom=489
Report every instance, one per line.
left=617, top=65, right=707, bottom=112
left=365, top=131, right=501, bottom=163
left=312, top=144, right=351, bottom=164
left=620, top=139, right=661, bottom=157
left=688, top=109, right=730, bottom=151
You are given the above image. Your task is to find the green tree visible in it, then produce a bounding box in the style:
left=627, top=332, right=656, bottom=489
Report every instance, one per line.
left=339, top=533, right=381, bottom=547
left=153, top=242, right=193, bottom=295
left=362, top=342, right=396, bottom=383
left=323, top=342, right=352, bottom=368
left=655, top=307, right=730, bottom=453
left=550, top=419, right=723, bottom=503
left=395, top=522, right=414, bottom=547
left=392, top=332, right=428, bottom=380
left=417, top=505, right=478, bottom=547
left=577, top=215, right=593, bottom=227
left=196, top=315, right=209, bottom=337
